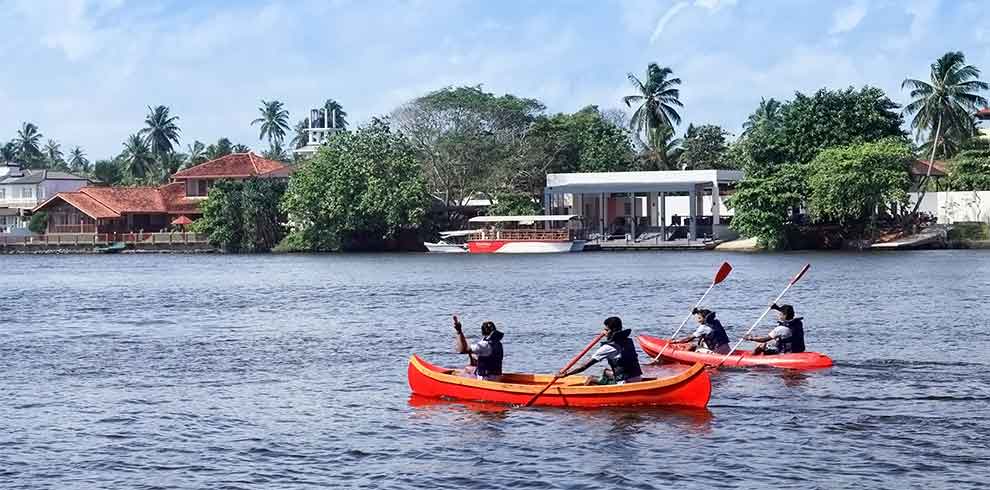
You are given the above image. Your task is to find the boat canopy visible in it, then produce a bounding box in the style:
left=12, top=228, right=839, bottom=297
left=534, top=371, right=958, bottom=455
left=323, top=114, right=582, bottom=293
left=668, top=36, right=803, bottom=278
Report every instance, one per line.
left=468, top=214, right=580, bottom=224
left=439, top=230, right=482, bottom=238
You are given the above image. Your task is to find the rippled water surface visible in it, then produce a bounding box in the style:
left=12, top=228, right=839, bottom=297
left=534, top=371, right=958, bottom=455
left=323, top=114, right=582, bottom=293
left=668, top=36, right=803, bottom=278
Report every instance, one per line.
left=2, top=251, right=989, bottom=489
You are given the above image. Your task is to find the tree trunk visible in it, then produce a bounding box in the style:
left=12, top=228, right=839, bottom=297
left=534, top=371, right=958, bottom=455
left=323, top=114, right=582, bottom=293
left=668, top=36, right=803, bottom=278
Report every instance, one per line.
left=908, top=113, right=944, bottom=222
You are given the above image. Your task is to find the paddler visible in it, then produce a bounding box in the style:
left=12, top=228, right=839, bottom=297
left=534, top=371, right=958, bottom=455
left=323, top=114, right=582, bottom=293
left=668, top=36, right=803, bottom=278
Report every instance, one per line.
left=453, top=315, right=504, bottom=380
left=669, top=308, right=731, bottom=354
left=558, top=316, right=643, bottom=384
left=745, top=303, right=805, bottom=355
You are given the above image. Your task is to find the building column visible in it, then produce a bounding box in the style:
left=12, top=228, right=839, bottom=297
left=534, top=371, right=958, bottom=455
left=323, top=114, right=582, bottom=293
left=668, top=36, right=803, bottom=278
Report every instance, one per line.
left=711, top=180, right=721, bottom=239
left=660, top=192, right=667, bottom=241
left=629, top=192, right=636, bottom=240
left=649, top=192, right=659, bottom=227
left=688, top=186, right=697, bottom=241
left=600, top=192, right=606, bottom=237
left=543, top=190, right=552, bottom=230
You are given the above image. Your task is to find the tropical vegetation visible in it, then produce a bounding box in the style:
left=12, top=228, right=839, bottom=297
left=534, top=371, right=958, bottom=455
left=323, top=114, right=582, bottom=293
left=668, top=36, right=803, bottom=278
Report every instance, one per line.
left=195, top=179, right=288, bottom=253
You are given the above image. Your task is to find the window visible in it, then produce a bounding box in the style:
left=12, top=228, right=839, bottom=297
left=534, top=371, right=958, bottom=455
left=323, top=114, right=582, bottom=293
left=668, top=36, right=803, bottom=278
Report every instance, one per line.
left=22, top=187, right=32, bottom=199
left=0, top=188, right=5, bottom=199
left=624, top=201, right=632, bottom=216
left=197, top=180, right=208, bottom=196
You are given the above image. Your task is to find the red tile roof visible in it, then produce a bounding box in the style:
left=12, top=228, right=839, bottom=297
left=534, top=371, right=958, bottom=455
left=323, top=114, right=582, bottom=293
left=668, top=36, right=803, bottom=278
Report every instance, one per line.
left=975, top=107, right=990, bottom=120
left=171, top=152, right=291, bottom=179
left=34, top=183, right=203, bottom=218
left=910, top=159, right=947, bottom=177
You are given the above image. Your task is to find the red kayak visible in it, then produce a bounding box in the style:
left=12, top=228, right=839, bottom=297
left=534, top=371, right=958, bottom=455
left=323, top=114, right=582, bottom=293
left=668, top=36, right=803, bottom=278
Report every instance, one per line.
left=408, top=355, right=711, bottom=408
left=637, top=335, right=833, bottom=370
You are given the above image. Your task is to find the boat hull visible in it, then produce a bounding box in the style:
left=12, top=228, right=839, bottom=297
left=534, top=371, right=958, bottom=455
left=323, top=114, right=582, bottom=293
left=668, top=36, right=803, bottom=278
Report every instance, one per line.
left=424, top=242, right=467, bottom=253
left=467, top=240, right=586, bottom=254
left=637, top=335, right=833, bottom=370
left=407, top=355, right=711, bottom=408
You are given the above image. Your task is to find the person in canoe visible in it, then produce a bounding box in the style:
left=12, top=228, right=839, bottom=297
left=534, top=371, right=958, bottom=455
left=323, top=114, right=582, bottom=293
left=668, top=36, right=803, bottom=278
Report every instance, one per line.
left=669, top=308, right=731, bottom=354
left=744, top=303, right=805, bottom=355
left=453, top=315, right=504, bottom=380
left=558, top=316, right=643, bottom=384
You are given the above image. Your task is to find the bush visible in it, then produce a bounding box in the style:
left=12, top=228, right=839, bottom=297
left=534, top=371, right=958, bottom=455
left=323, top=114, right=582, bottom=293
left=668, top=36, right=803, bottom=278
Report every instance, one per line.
left=28, top=212, right=48, bottom=234
left=948, top=222, right=990, bottom=241
left=196, top=178, right=288, bottom=253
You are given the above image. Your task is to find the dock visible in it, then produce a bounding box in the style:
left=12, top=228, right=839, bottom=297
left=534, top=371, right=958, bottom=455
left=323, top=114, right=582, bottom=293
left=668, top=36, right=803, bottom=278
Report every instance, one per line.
left=585, top=239, right=718, bottom=251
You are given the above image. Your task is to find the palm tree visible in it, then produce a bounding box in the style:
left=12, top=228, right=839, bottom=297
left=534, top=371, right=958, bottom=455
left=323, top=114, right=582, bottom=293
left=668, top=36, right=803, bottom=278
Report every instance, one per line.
left=322, top=99, right=348, bottom=129
left=232, top=143, right=251, bottom=153
left=251, top=100, right=291, bottom=145
left=205, top=138, right=234, bottom=160
left=292, top=118, right=310, bottom=149
left=903, top=52, right=989, bottom=180
left=69, top=147, right=89, bottom=173
left=44, top=139, right=64, bottom=168
left=15, top=122, right=44, bottom=166
left=623, top=63, right=683, bottom=145
left=262, top=142, right=290, bottom=162
left=635, top=125, right=684, bottom=170
left=186, top=141, right=206, bottom=167
left=741, top=97, right=781, bottom=136
left=121, top=134, right=156, bottom=182
left=1, top=141, right=17, bottom=163
left=140, top=105, right=182, bottom=157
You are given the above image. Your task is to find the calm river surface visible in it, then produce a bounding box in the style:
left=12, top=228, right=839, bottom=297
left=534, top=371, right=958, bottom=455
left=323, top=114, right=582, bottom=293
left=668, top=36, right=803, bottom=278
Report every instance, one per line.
left=2, top=251, right=989, bottom=489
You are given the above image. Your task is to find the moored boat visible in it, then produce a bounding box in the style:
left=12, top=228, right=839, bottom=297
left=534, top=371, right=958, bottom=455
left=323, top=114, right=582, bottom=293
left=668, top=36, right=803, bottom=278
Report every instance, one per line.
left=465, top=215, right=586, bottom=253
left=424, top=230, right=475, bottom=253
left=407, top=354, right=711, bottom=408
left=637, top=334, right=833, bottom=370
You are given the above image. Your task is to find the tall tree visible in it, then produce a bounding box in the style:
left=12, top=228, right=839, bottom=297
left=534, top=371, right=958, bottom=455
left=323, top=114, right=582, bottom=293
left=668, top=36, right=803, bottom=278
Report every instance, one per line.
left=1, top=141, right=17, bottom=163
left=121, top=134, right=156, bottom=182
left=623, top=63, right=683, bottom=146
left=15, top=122, right=44, bottom=167
left=902, top=51, right=988, bottom=211
left=232, top=143, right=251, bottom=153
left=322, top=99, right=348, bottom=129
left=634, top=125, right=683, bottom=170
left=251, top=100, right=291, bottom=145
left=204, top=138, right=234, bottom=160
left=741, top=97, right=781, bottom=136
left=44, top=139, right=64, bottom=168
left=141, top=105, right=182, bottom=157
left=186, top=141, right=206, bottom=166
left=69, top=146, right=89, bottom=173
left=679, top=124, right=732, bottom=170
left=292, top=118, right=310, bottom=149
left=262, top=142, right=290, bottom=162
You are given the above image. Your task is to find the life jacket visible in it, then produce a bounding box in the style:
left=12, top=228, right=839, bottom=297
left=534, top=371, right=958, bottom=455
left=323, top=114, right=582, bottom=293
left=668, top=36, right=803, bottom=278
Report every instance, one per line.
left=604, top=329, right=642, bottom=381
left=475, top=330, right=504, bottom=377
left=699, top=315, right=731, bottom=351
left=776, top=318, right=805, bottom=354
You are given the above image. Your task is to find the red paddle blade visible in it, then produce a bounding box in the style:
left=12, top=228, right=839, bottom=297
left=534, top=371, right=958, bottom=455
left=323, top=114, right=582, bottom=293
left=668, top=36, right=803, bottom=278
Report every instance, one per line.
left=789, top=264, right=811, bottom=285
left=712, top=262, right=733, bottom=285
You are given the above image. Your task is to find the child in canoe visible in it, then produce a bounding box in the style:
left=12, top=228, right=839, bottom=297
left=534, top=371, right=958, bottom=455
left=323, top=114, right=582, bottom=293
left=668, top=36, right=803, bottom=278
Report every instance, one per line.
left=669, top=308, right=731, bottom=354
left=745, top=303, right=805, bottom=355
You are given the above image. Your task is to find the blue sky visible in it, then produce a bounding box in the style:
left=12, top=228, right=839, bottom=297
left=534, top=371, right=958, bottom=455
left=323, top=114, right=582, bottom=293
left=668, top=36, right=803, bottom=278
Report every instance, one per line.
left=1, top=0, right=988, bottom=160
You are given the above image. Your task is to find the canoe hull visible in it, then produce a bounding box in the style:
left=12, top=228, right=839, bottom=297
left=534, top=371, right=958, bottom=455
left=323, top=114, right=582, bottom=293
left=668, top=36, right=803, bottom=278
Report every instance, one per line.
left=637, top=335, right=833, bottom=370
left=407, top=355, right=711, bottom=408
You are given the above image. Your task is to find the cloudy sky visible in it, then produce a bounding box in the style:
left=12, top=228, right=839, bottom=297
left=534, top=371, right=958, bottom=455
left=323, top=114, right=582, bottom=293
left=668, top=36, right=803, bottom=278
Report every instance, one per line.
left=1, top=0, right=988, bottom=160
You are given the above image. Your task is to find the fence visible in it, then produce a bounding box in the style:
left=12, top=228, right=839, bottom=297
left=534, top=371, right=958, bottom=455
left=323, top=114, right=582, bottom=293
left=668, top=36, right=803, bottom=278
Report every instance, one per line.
left=0, top=232, right=210, bottom=247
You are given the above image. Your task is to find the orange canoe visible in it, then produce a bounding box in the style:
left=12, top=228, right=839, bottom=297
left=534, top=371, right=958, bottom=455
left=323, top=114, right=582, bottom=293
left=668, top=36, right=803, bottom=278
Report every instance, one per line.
left=638, top=335, right=834, bottom=370
left=407, top=355, right=711, bottom=408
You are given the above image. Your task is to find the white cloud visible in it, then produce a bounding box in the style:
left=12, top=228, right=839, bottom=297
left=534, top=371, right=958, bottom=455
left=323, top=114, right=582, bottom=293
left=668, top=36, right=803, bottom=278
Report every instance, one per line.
left=829, top=1, right=868, bottom=35
left=906, top=0, right=939, bottom=41
left=650, top=2, right=690, bottom=44
left=694, top=0, right=738, bottom=11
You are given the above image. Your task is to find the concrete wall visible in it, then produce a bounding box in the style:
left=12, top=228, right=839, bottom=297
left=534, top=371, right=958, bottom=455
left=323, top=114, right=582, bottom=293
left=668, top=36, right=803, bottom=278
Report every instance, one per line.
left=910, top=191, right=990, bottom=224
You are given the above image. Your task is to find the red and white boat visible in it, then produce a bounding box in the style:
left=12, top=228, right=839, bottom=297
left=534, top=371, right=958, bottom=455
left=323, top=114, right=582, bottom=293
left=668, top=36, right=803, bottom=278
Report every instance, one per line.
left=465, top=215, right=586, bottom=253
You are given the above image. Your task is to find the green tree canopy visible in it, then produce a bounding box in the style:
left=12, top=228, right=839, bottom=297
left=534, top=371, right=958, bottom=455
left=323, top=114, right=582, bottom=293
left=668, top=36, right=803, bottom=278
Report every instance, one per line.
left=282, top=119, right=427, bottom=251
left=251, top=100, right=291, bottom=145
left=947, top=148, right=990, bottom=191
left=678, top=124, right=732, bottom=170
left=196, top=178, right=288, bottom=253
left=141, top=105, right=181, bottom=157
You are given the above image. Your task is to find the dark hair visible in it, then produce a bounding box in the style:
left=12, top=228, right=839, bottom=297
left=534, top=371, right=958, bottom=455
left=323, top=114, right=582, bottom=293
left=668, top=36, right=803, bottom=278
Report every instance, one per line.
left=604, top=316, right=623, bottom=331
left=692, top=308, right=714, bottom=318
left=772, top=304, right=795, bottom=320
left=481, top=321, right=497, bottom=335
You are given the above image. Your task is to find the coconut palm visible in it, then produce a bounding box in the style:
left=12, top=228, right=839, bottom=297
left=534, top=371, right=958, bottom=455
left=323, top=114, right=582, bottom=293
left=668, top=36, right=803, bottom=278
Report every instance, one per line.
left=15, top=122, right=44, bottom=166
left=232, top=143, right=251, bottom=153
left=44, top=139, right=64, bottom=167
left=741, top=97, right=781, bottom=136
left=141, top=105, right=182, bottom=157
left=623, top=63, right=683, bottom=144
left=903, top=52, right=989, bottom=182
left=635, top=125, right=684, bottom=170
left=292, top=118, right=310, bottom=149
left=321, top=99, right=348, bottom=129
left=1, top=141, right=17, bottom=163
left=121, top=134, right=157, bottom=182
left=262, top=141, right=290, bottom=162
left=186, top=141, right=206, bottom=167
left=69, top=147, right=89, bottom=173
left=251, top=100, right=291, bottom=145
left=205, top=138, right=234, bottom=160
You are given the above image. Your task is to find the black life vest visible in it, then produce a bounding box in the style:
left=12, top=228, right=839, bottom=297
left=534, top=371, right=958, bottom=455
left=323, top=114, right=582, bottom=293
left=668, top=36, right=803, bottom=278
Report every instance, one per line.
left=604, top=329, right=642, bottom=381
left=699, top=316, right=730, bottom=351
left=475, top=330, right=503, bottom=377
left=776, top=318, right=805, bottom=354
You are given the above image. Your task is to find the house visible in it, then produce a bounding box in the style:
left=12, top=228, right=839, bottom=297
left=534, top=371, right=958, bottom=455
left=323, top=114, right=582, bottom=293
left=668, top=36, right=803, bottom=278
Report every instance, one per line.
left=0, top=162, right=91, bottom=233
left=33, top=152, right=291, bottom=234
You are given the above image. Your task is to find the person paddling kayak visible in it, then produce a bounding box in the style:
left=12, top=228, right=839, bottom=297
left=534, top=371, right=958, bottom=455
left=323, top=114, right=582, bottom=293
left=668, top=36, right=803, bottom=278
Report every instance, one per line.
left=558, top=317, right=643, bottom=384
left=670, top=308, right=731, bottom=354
left=453, top=316, right=504, bottom=380
left=744, top=304, right=805, bottom=355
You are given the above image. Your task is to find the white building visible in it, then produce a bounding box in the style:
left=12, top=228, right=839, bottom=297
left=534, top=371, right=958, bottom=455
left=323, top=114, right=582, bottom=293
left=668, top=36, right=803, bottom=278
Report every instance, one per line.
left=0, top=162, right=91, bottom=233
left=544, top=169, right=744, bottom=241
left=294, top=107, right=344, bottom=157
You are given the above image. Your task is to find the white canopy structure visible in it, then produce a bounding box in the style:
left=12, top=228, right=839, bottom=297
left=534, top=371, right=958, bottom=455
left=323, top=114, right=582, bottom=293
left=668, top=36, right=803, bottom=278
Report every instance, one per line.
left=468, top=215, right=579, bottom=224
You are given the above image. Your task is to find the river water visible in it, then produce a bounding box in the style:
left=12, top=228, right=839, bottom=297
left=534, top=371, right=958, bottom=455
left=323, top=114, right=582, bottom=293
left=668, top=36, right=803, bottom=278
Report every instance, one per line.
left=2, top=251, right=988, bottom=489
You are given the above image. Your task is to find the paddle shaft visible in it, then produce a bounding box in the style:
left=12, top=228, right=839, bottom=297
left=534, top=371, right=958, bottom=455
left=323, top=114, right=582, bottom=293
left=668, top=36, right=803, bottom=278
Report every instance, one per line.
left=718, top=264, right=810, bottom=367
left=524, top=332, right=606, bottom=407
left=653, top=282, right=716, bottom=362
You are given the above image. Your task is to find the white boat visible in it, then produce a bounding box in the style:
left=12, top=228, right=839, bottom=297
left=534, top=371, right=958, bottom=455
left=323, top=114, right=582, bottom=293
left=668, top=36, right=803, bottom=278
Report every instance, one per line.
left=424, top=230, right=475, bottom=253
left=465, top=215, right=586, bottom=254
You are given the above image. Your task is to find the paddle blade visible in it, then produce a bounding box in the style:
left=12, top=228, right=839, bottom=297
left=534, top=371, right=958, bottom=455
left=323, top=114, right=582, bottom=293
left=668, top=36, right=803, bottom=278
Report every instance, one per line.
left=789, top=264, right=811, bottom=285
left=712, top=262, right=733, bottom=285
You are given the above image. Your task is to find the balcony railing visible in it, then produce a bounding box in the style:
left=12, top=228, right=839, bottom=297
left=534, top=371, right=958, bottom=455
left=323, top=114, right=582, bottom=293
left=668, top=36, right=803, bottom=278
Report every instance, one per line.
left=470, top=228, right=584, bottom=241
left=0, top=198, right=39, bottom=208
left=0, top=232, right=210, bottom=247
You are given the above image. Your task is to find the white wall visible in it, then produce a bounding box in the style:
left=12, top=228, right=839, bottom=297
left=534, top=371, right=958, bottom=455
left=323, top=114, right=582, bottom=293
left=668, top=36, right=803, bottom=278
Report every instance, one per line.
left=910, top=191, right=990, bottom=224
